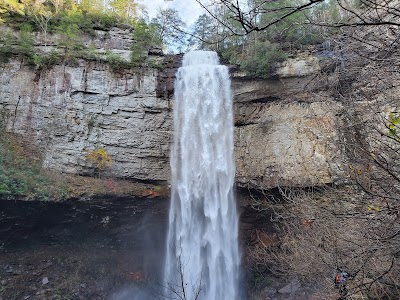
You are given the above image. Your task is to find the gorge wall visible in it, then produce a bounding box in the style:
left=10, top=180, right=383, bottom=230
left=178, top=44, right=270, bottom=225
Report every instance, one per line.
left=0, top=28, right=347, bottom=190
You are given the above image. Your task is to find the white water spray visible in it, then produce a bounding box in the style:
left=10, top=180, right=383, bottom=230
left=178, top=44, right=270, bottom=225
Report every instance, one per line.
left=164, top=51, right=240, bottom=300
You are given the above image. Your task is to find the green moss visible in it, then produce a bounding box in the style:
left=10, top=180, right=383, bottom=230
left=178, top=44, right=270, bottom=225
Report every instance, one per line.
left=104, top=50, right=131, bottom=71
left=0, top=24, right=35, bottom=64
left=31, top=51, right=63, bottom=70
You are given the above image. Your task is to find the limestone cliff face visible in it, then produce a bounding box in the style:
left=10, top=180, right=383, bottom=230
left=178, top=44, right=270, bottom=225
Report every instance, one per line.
left=0, top=32, right=345, bottom=189
left=231, top=56, right=344, bottom=188
left=234, top=101, right=343, bottom=188
left=0, top=59, right=171, bottom=181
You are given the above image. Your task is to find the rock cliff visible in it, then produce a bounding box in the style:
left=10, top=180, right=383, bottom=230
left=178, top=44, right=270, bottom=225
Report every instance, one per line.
left=0, top=29, right=346, bottom=189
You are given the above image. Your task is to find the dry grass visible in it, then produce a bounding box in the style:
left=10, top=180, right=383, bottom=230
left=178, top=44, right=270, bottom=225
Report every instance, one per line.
left=62, top=174, right=170, bottom=200
left=246, top=185, right=400, bottom=299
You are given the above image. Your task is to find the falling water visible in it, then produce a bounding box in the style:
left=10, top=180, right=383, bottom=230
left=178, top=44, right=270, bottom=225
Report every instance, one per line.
left=164, top=51, right=240, bottom=300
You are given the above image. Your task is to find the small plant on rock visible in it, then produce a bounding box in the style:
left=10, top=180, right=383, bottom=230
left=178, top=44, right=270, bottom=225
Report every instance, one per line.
left=85, top=148, right=112, bottom=178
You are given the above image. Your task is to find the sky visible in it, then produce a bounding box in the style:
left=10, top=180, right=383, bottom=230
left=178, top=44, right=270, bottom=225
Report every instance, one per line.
left=138, top=0, right=206, bottom=27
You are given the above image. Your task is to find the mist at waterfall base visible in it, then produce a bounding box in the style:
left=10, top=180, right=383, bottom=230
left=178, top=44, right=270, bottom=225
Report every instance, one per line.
left=111, top=51, right=241, bottom=300
left=164, top=51, right=241, bottom=300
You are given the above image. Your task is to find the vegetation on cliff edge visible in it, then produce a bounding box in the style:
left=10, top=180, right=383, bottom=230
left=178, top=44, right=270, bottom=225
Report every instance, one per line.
left=0, top=0, right=164, bottom=70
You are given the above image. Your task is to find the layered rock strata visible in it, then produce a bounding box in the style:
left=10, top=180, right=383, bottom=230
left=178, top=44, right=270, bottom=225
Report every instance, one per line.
left=0, top=37, right=345, bottom=188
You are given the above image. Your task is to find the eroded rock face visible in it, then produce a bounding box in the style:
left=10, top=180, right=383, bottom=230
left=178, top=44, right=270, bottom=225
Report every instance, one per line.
left=230, top=60, right=345, bottom=188
left=0, top=60, right=172, bottom=181
left=234, top=101, right=344, bottom=188
left=273, top=56, right=320, bottom=78
left=0, top=49, right=345, bottom=189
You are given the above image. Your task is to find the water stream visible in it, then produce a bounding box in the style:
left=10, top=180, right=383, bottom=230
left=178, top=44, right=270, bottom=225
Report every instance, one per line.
left=164, top=51, right=240, bottom=300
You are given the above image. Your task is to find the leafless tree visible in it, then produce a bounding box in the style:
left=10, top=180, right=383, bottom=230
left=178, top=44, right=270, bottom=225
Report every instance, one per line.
left=244, top=16, right=400, bottom=298
left=245, top=183, right=400, bottom=299
left=195, top=0, right=400, bottom=36
left=162, top=244, right=204, bottom=300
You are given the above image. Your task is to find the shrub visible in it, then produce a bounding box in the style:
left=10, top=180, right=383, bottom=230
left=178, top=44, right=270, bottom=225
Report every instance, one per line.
left=0, top=32, right=15, bottom=63
left=0, top=24, right=35, bottom=63
left=85, top=148, right=112, bottom=177
left=31, top=50, right=63, bottom=70
left=239, top=41, right=288, bottom=78
left=0, top=112, right=68, bottom=200
left=131, top=20, right=159, bottom=66
left=104, top=50, right=131, bottom=71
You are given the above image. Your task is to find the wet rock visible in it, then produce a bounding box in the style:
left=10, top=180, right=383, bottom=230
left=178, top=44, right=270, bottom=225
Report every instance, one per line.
left=0, top=197, right=169, bottom=299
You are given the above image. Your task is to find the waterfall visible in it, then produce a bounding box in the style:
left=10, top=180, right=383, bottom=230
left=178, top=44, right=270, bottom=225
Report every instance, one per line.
left=164, top=51, right=240, bottom=300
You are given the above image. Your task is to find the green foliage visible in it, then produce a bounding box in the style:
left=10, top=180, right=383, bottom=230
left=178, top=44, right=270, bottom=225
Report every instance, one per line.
left=256, top=0, right=323, bottom=47
left=190, top=11, right=292, bottom=77
left=78, top=12, right=121, bottom=32
left=131, top=19, right=160, bottom=65
left=151, top=8, right=185, bottom=50
left=0, top=1, right=159, bottom=71
left=0, top=32, right=15, bottom=63
left=0, top=119, right=68, bottom=200
left=388, top=112, right=400, bottom=141
left=241, top=45, right=288, bottom=78
left=48, top=11, right=122, bottom=36
left=31, top=50, right=63, bottom=70
left=104, top=50, right=131, bottom=71
left=51, top=12, right=83, bottom=56
left=223, top=38, right=288, bottom=78
left=16, top=23, right=35, bottom=55
left=0, top=157, right=52, bottom=200
left=79, top=0, right=104, bottom=15
left=0, top=24, right=35, bottom=63
left=187, top=14, right=210, bottom=50
left=85, top=148, right=112, bottom=178
left=0, top=0, right=24, bottom=22
left=1, top=0, right=129, bottom=32
left=110, top=0, right=137, bottom=20
left=146, top=58, right=164, bottom=70
left=84, top=42, right=99, bottom=60
left=188, top=0, right=329, bottom=77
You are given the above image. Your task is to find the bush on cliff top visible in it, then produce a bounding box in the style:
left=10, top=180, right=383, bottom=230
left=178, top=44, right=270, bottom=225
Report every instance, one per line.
left=0, top=1, right=162, bottom=70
